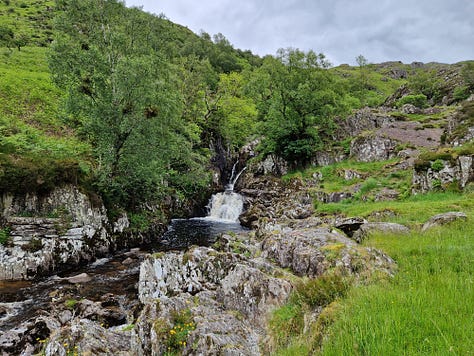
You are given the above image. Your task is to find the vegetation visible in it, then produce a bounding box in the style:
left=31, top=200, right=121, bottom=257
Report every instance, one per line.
left=154, top=308, right=196, bottom=355
left=1, top=1, right=474, bottom=355
left=321, top=219, right=474, bottom=355
left=268, top=273, right=350, bottom=354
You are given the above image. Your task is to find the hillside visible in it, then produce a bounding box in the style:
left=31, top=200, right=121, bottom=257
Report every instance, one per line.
left=0, top=1, right=474, bottom=355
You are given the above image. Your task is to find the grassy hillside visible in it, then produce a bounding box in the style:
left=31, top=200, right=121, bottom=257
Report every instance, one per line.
left=0, top=47, right=92, bottom=193
left=321, top=210, right=474, bottom=355
left=0, top=0, right=55, bottom=47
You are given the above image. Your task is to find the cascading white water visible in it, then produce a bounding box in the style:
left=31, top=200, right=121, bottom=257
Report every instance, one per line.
left=206, top=191, right=244, bottom=222
left=205, top=164, right=246, bottom=222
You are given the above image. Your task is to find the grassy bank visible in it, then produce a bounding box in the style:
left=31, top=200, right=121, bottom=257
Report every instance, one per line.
left=321, top=217, right=474, bottom=355
left=267, top=190, right=474, bottom=355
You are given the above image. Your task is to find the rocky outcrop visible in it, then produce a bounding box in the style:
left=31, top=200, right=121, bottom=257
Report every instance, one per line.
left=0, top=185, right=111, bottom=280
left=350, top=133, right=398, bottom=162
left=421, top=212, right=467, bottom=232
left=252, top=153, right=289, bottom=176
left=134, top=241, right=292, bottom=355
left=336, top=107, right=393, bottom=139
left=239, top=175, right=314, bottom=228
left=132, top=218, right=394, bottom=355
left=311, top=149, right=347, bottom=167
left=412, top=155, right=474, bottom=193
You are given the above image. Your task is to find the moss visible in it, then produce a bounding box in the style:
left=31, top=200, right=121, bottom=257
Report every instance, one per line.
left=64, top=298, right=79, bottom=309
left=0, top=227, right=10, bottom=245
left=21, top=237, right=43, bottom=252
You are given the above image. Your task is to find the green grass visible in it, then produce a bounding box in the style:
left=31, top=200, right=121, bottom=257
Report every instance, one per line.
left=321, top=219, right=474, bottom=355
left=0, top=47, right=93, bottom=193
left=0, top=0, right=55, bottom=47
left=317, top=191, right=474, bottom=226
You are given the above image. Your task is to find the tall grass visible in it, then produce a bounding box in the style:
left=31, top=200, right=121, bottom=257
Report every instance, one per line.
left=317, top=191, right=474, bottom=226
left=321, top=218, right=474, bottom=355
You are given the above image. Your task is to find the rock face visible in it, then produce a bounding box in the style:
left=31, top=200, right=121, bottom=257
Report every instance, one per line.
left=350, top=133, right=398, bottom=162
left=0, top=185, right=110, bottom=280
left=412, top=155, right=474, bottom=193
left=135, top=242, right=292, bottom=355
left=336, top=107, right=394, bottom=139
left=253, top=153, right=289, bottom=176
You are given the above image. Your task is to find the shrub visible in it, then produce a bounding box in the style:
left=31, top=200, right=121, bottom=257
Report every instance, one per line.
left=453, top=85, right=470, bottom=101
left=292, top=274, right=350, bottom=308
left=430, top=159, right=444, bottom=172
left=157, top=309, right=196, bottom=354
left=396, top=94, right=428, bottom=108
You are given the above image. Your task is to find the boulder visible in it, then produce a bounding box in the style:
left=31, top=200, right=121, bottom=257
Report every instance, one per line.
left=421, top=212, right=467, bottom=232
left=352, top=222, right=410, bottom=243
left=335, top=217, right=368, bottom=237
left=67, top=273, right=92, bottom=284
left=350, top=134, right=398, bottom=162
left=135, top=243, right=292, bottom=355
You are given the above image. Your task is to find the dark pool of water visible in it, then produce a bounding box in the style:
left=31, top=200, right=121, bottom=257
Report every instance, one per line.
left=155, top=217, right=246, bottom=251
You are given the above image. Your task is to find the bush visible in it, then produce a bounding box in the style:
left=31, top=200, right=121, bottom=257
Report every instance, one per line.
left=0, top=154, right=84, bottom=194
left=430, top=159, right=444, bottom=172
left=453, top=85, right=470, bottom=101
left=396, top=94, right=428, bottom=108
left=292, top=274, right=350, bottom=308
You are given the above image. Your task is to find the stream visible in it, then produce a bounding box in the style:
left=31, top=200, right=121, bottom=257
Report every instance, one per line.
left=0, top=167, right=247, bottom=348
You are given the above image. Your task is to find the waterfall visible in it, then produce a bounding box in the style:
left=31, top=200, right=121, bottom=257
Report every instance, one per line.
left=205, top=164, right=246, bottom=222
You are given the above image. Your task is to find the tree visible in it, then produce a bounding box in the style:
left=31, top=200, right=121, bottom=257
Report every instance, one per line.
left=13, top=33, right=29, bottom=51
left=249, top=48, right=348, bottom=167
left=461, top=61, right=474, bottom=91
left=50, top=0, right=210, bottom=208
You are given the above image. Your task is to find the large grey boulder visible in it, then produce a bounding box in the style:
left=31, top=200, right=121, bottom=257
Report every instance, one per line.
left=352, top=222, right=410, bottom=243
left=421, top=212, right=467, bottom=232
left=135, top=244, right=292, bottom=355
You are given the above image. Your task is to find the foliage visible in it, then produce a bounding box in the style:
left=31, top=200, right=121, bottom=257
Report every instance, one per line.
left=453, top=85, right=471, bottom=101
left=407, top=69, right=443, bottom=102
left=461, top=61, right=474, bottom=91
left=0, top=227, right=10, bottom=245
left=249, top=48, right=350, bottom=167
left=430, top=159, right=445, bottom=172
left=50, top=0, right=211, bottom=209
left=292, top=274, right=350, bottom=308
left=268, top=273, right=350, bottom=354
left=155, top=309, right=196, bottom=355
left=396, top=93, right=428, bottom=108
left=0, top=0, right=55, bottom=47
left=321, top=218, right=474, bottom=355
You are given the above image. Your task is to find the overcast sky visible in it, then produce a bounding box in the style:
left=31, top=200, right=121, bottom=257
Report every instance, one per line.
left=125, top=0, right=473, bottom=66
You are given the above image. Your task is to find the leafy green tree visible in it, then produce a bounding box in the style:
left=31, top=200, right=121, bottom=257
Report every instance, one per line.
left=461, top=61, right=474, bottom=91
left=50, top=0, right=210, bottom=208
left=13, top=32, right=29, bottom=51
left=249, top=48, right=349, bottom=167
left=408, top=69, right=442, bottom=102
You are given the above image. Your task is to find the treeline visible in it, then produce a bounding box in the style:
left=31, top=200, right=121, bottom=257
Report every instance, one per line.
left=48, top=0, right=474, bottom=214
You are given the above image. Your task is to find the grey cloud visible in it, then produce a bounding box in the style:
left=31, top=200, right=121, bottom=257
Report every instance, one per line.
left=126, top=0, right=474, bottom=65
